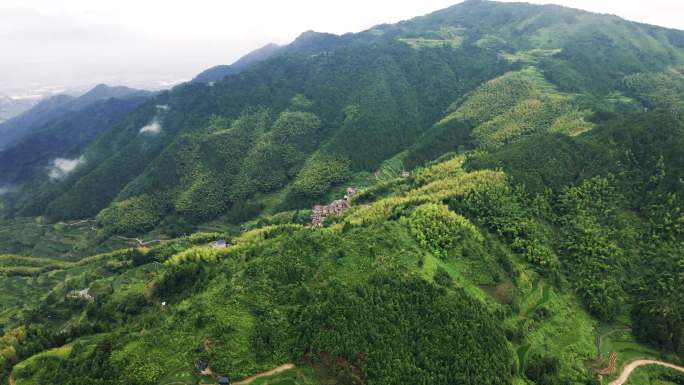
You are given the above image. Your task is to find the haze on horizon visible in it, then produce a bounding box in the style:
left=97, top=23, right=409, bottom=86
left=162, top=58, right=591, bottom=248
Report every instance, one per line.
left=2, top=0, right=683, bottom=96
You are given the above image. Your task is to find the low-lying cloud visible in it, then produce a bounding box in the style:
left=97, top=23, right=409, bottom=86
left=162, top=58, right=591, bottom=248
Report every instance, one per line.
left=48, top=156, right=84, bottom=180
left=0, top=184, right=18, bottom=195
left=139, top=106, right=169, bottom=135
left=140, top=119, right=162, bottom=134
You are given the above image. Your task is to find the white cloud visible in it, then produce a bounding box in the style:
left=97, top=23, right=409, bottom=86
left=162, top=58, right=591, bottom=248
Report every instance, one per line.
left=48, top=156, right=84, bottom=180
left=0, top=185, right=17, bottom=195
left=140, top=119, right=162, bottom=134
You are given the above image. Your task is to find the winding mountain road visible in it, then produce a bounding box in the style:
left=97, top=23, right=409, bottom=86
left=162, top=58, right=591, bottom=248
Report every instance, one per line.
left=608, top=360, right=684, bottom=385
left=233, top=364, right=295, bottom=385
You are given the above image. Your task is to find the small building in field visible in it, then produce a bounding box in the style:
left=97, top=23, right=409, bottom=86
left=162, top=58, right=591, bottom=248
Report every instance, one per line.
left=217, top=376, right=231, bottom=385
left=212, top=239, right=227, bottom=249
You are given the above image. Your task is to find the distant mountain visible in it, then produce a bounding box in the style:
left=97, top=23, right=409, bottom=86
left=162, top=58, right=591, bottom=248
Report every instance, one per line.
left=286, top=30, right=347, bottom=52
left=0, top=94, right=37, bottom=123
left=193, top=43, right=282, bottom=83
left=192, top=31, right=349, bottom=83
left=0, top=84, right=151, bottom=150
left=0, top=95, right=75, bottom=150
left=0, top=96, right=149, bottom=186
left=66, top=84, right=150, bottom=110
left=26, top=0, right=683, bottom=229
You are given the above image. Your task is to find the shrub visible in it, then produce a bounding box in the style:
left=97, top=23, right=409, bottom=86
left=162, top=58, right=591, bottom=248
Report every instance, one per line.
left=433, top=267, right=454, bottom=287
left=405, top=203, right=482, bottom=258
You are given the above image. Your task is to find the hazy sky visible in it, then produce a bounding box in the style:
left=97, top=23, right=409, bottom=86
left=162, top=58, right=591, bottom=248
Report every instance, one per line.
left=1, top=0, right=683, bottom=95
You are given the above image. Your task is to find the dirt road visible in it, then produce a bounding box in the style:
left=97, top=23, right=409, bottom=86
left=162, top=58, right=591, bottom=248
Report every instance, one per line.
left=608, top=359, right=684, bottom=385
left=233, top=364, right=295, bottom=385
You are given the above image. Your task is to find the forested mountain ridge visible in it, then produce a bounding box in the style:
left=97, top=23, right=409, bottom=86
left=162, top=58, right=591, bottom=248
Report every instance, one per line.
left=0, top=95, right=35, bottom=124
left=4, top=0, right=684, bottom=235
left=1, top=1, right=684, bottom=384
left=192, top=43, right=282, bottom=83
left=0, top=96, right=149, bottom=186
left=0, top=84, right=150, bottom=151
left=0, top=95, right=76, bottom=150
left=1, top=112, right=683, bottom=384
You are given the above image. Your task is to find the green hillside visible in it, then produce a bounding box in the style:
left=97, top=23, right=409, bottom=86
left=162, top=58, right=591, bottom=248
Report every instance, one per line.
left=1, top=1, right=684, bottom=384
left=2, top=116, right=683, bottom=383
left=2, top=1, right=682, bottom=236
left=4, top=0, right=680, bottom=234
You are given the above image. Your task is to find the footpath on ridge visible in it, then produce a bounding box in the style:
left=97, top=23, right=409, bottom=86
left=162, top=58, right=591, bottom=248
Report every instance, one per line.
left=608, top=359, right=684, bottom=385
left=232, top=364, right=295, bottom=385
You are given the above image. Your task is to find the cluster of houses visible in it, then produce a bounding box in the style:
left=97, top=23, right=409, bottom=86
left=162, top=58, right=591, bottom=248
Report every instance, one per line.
left=311, top=187, right=356, bottom=227
left=67, top=288, right=93, bottom=301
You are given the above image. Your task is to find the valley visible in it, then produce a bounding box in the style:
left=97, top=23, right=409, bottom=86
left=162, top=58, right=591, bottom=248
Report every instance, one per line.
left=0, top=1, right=683, bottom=384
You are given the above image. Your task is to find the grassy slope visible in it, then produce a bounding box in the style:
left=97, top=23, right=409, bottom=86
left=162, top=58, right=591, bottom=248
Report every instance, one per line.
left=4, top=139, right=682, bottom=384
left=0, top=217, right=129, bottom=259
left=1, top=3, right=684, bottom=384
left=0, top=156, right=605, bottom=384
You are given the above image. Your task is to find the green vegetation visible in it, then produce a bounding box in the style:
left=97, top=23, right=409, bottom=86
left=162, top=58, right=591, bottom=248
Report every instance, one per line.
left=0, top=217, right=128, bottom=259
left=623, top=366, right=684, bottom=385
left=398, top=26, right=465, bottom=49
left=289, top=153, right=352, bottom=200
left=404, top=203, right=482, bottom=258
left=1, top=1, right=684, bottom=384
left=0, top=254, right=71, bottom=276
left=442, top=67, right=593, bottom=147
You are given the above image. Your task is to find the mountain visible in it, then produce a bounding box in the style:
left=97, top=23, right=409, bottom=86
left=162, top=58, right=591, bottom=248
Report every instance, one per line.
left=66, top=84, right=150, bottom=110
left=0, top=84, right=151, bottom=150
left=192, top=43, right=282, bottom=83
left=1, top=1, right=684, bottom=385
left=0, top=94, right=75, bottom=150
left=0, top=94, right=37, bottom=123
left=192, top=30, right=350, bottom=84
left=0, top=96, right=149, bottom=185
left=11, top=0, right=682, bottom=230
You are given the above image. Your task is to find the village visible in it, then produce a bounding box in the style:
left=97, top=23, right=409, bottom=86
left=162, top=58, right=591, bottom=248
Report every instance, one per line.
left=310, top=187, right=356, bottom=227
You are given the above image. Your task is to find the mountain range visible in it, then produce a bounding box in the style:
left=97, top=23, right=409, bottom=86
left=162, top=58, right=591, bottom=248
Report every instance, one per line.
left=0, top=1, right=683, bottom=384
left=0, top=84, right=152, bottom=194
left=5, top=0, right=684, bottom=230
left=0, top=84, right=151, bottom=151
left=0, top=95, right=36, bottom=124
